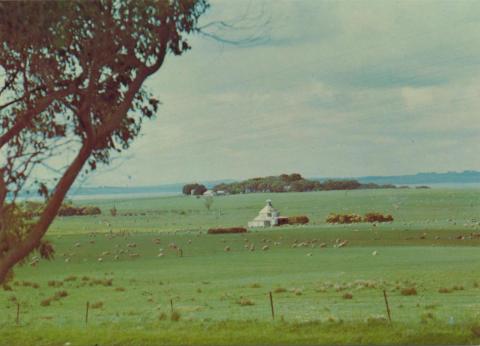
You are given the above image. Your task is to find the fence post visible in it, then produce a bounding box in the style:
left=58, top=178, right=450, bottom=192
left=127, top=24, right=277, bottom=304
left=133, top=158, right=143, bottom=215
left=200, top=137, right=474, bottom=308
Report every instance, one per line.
left=16, top=302, right=20, bottom=325
left=383, top=289, right=392, bottom=323
left=85, top=301, right=90, bottom=326
left=170, top=299, right=174, bottom=314
left=269, top=291, right=275, bottom=320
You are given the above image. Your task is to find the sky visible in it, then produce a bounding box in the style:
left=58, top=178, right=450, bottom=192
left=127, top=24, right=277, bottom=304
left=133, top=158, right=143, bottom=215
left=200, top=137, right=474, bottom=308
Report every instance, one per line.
left=89, top=0, right=480, bottom=186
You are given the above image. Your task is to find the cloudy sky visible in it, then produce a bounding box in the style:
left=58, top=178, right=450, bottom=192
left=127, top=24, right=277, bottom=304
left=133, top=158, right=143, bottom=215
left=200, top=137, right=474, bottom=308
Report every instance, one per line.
left=90, top=0, right=480, bottom=186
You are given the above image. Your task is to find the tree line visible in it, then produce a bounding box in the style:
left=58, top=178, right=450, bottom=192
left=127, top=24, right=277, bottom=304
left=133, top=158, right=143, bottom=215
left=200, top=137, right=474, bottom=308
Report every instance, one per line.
left=182, top=173, right=398, bottom=195
left=204, top=173, right=396, bottom=194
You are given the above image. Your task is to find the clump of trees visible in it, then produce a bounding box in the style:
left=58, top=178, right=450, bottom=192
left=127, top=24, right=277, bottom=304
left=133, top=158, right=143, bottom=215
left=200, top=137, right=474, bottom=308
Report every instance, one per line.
left=22, top=201, right=101, bottom=217
left=182, top=183, right=207, bottom=196
left=326, top=212, right=394, bottom=224
left=212, top=173, right=397, bottom=194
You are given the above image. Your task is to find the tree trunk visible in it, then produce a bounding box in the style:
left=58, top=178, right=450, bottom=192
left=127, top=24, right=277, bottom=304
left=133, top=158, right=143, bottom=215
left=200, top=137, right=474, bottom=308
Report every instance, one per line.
left=0, top=141, right=92, bottom=284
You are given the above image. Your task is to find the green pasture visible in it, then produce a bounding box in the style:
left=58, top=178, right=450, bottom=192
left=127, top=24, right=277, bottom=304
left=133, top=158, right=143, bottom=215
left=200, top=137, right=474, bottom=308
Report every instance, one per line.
left=2, top=188, right=480, bottom=345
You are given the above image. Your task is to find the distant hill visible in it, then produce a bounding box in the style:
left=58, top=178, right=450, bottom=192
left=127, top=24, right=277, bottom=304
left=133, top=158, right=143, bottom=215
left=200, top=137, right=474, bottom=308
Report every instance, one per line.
left=351, top=170, right=480, bottom=185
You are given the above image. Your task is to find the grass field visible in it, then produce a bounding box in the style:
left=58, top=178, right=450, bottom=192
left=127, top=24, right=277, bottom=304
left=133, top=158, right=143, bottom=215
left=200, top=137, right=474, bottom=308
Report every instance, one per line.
left=2, top=188, right=480, bottom=345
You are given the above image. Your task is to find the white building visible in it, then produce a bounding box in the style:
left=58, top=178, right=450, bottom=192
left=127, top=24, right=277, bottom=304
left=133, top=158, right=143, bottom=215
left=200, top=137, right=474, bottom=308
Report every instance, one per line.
left=248, top=199, right=280, bottom=227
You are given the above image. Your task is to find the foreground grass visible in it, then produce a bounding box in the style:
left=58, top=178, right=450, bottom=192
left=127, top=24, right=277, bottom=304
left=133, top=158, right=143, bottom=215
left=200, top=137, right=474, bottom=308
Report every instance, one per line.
left=1, top=320, right=480, bottom=346
left=3, top=189, right=480, bottom=344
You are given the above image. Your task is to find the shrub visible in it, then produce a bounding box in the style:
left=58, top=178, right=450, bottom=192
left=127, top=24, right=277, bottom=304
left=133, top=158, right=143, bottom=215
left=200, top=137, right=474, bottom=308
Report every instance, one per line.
left=326, top=212, right=394, bottom=224
left=363, top=212, right=394, bottom=223
left=236, top=298, right=255, bottom=306
left=326, top=213, right=362, bottom=224
left=400, top=287, right=417, bottom=296
left=64, top=275, right=77, bottom=282
left=287, top=216, right=309, bottom=225
left=47, top=280, right=63, bottom=288
left=82, top=206, right=101, bottom=215
left=438, top=287, right=453, bottom=294
left=170, top=310, right=181, bottom=321
left=90, top=301, right=104, bottom=309
left=54, top=290, right=68, bottom=299
left=342, top=292, right=353, bottom=299
left=40, top=298, right=52, bottom=307
left=208, top=227, right=247, bottom=234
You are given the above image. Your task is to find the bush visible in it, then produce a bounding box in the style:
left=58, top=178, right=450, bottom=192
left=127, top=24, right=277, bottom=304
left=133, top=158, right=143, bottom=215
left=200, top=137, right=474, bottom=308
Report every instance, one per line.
left=326, top=213, right=362, bottom=224
left=363, top=212, right=394, bottom=223
left=90, top=301, right=104, bottom=309
left=82, top=206, right=101, bottom=215
left=287, top=216, right=309, bottom=225
left=208, top=227, right=247, bottom=234
left=170, top=310, right=181, bottom=321
left=400, top=287, right=417, bottom=296
left=326, top=212, right=393, bottom=224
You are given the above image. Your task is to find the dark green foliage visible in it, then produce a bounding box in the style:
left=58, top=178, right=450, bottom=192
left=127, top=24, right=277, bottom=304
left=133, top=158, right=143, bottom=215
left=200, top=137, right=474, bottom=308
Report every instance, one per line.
left=327, top=212, right=394, bottom=224
left=363, top=212, right=394, bottom=223
left=207, top=227, right=247, bottom=234
left=326, top=213, right=363, bottom=224
left=287, top=216, right=309, bottom=225
left=213, top=174, right=396, bottom=195
left=182, top=183, right=207, bottom=195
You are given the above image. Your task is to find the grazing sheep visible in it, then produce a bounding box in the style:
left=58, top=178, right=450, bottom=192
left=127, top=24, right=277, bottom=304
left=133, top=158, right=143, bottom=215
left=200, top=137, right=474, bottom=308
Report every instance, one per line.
left=372, top=250, right=378, bottom=256
left=249, top=244, right=255, bottom=251
left=262, top=245, right=269, bottom=251
left=97, top=257, right=103, bottom=262
left=224, top=246, right=231, bottom=252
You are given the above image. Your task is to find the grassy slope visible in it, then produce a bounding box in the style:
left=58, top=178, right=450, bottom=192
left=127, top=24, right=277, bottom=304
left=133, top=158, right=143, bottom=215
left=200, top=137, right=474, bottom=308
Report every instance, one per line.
left=2, top=188, right=480, bottom=345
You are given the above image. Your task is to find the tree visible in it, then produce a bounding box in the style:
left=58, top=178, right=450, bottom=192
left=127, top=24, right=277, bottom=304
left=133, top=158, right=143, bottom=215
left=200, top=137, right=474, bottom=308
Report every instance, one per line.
left=0, top=0, right=208, bottom=284
left=203, top=196, right=213, bottom=211
left=182, top=183, right=206, bottom=195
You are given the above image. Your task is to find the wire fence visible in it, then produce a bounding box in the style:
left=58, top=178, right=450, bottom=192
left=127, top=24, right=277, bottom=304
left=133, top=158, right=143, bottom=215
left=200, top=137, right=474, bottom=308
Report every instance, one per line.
left=4, top=284, right=480, bottom=328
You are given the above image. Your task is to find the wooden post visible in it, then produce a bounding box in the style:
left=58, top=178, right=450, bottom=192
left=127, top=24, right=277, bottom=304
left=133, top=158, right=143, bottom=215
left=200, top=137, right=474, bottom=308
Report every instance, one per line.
left=383, top=289, right=392, bottom=323
left=269, top=291, right=275, bottom=320
left=16, top=302, right=20, bottom=325
left=85, top=301, right=90, bottom=326
left=170, top=299, right=174, bottom=314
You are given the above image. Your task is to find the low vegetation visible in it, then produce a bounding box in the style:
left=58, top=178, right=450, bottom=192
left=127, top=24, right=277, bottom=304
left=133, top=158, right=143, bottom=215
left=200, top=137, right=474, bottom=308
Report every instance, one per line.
left=207, top=227, right=247, bottom=234
left=22, top=201, right=101, bottom=217
left=326, top=212, right=393, bottom=224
